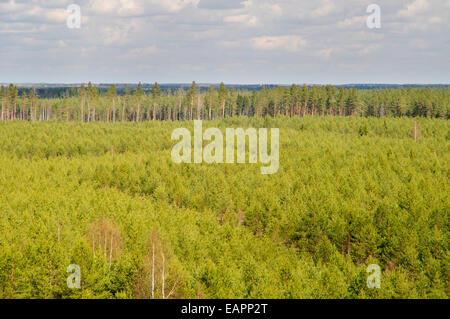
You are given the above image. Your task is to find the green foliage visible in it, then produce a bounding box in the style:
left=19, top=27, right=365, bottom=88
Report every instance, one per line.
left=2, top=84, right=448, bottom=122
left=358, top=123, right=369, bottom=136
left=0, top=117, right=448, bottom=299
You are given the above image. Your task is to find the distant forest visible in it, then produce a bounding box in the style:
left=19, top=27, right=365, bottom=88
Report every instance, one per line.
left=8, top=83, right=450, bottom=98
left=1, top=82, right=448, bottom=122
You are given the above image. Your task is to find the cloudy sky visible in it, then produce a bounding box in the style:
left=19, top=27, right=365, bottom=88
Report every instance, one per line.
left=0, top=0, right=449, bottom=84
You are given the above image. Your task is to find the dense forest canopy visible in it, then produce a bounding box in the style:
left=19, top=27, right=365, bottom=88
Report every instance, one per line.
left=0, top=117, right=448, bottom=299
left=0, top=81, right=448, bottom=300
left=1, top=82, right=449, bottom=122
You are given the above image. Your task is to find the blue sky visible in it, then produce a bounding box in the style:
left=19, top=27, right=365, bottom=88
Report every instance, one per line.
left=0, top=0, right=449, bottom=84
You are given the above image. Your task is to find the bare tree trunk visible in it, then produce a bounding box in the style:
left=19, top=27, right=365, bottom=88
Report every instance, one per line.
left=113, top=98, right=116, bottom=122
left=121, top=97, right=125, bottom=122
left=161, top=252, right=165, bottom=299
left=92, top=234, right=96, bottom=259
left=81, top=97, right=84, bottom=122
left=137, top=103, right=141, bottom=122
left=151, top=243, right=155, bottom=299
left=104, top=234, right=107, bottom=259
left=209, top=101, right=212, bottom=120
left=197, top=95, right=203, bottom=120
left=109, top=235, right=113, bottom=272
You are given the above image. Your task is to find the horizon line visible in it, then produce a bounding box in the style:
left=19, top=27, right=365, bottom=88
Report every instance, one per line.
left=2, top=82, right=449, bottom=86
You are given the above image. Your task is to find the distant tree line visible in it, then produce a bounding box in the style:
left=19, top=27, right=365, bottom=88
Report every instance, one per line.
left=1, top=82, right=448, bottom=122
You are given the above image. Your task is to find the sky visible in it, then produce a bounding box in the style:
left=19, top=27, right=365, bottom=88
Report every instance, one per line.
left=0, top=0, right=449, bottom=84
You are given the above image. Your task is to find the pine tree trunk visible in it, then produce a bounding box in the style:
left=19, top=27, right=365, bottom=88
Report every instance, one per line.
left=122, top=99, right=125, bottom=122
left=137, top=103, right=140, bottom=122
left=113, top=99, right=116, bottom=122
left=151, top=243, right=155, bottom=299
left=80, top=98, right=84, bottom=122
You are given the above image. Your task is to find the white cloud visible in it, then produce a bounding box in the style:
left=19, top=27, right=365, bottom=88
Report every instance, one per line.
left=0, top=0, right=26, bottom=13
left=88, top=0, right=199, bottom=16
left=357, top=43, right=381, bottom=56
left=89, top=0, right=122, bottom=14
left=337, top=16, right=366, bottom=29
left=398, top=0, right=430, bottom=18
left=311, top=0, right=335, bottom=18
left=316, top=48, right=333, bottom=59
left=251, top=36, right=307, bottom=52
left=123, top=45, right=158, bottom=58
left=0, top=0, right=449, bottom=84
left=160, top=0, right=200, bottom=12
left=223, top=14, right=258, bottom=26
